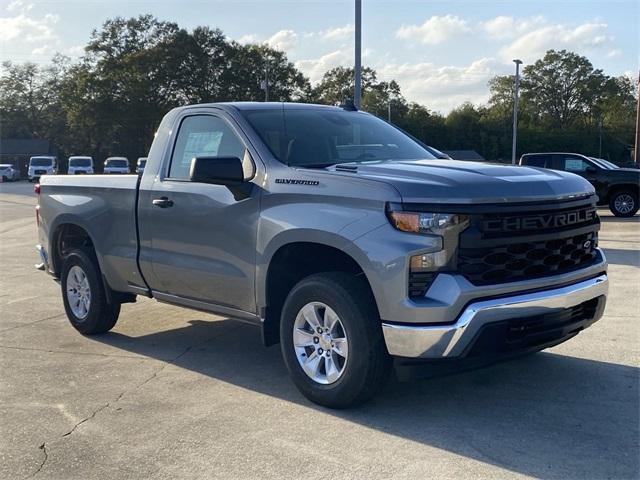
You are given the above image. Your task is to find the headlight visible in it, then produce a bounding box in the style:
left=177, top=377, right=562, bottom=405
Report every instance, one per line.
left=387, top=211, right=469, bottom=235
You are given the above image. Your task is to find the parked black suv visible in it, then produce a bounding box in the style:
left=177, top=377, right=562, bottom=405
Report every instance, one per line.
left=520, top=153, right=640, bottom=217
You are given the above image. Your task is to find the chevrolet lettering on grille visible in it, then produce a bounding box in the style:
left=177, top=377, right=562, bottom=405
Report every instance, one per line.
left=483, top=207, right=597, bottom=233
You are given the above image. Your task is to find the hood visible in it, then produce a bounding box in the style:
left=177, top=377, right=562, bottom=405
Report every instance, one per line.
left=327, top=159, right=595, bottom=204
left=605, top=167, right=640, bottom=176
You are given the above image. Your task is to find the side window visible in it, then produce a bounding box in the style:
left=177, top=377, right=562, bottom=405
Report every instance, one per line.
left=563, top=157, right=589, bottom=172
left=169, top=115, right=245, bottom=180
left=524, top=155, right=547, bottom=167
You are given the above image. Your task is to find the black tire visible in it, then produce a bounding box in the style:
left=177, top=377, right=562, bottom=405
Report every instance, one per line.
left=609, top=190, right=639, bottom=217
left=61, top=249, right=120, bottom=335
left=280, top=272, right=391, bottom=408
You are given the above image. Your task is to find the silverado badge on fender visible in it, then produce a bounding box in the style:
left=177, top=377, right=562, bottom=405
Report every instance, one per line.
left=275, top=179, right=320, bottom=186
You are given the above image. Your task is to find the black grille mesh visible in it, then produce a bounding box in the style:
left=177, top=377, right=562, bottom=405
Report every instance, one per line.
left=458, top=232, right=598, bottom=286
left=408, top=272, right=436, bottom=298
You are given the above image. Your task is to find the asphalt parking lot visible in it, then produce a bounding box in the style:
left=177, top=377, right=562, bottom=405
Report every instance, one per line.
left=0, top=180, right=638, bottom=480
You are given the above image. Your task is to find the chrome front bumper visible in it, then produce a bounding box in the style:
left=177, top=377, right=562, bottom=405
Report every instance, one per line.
left=382, top=274, right=608, bottom=358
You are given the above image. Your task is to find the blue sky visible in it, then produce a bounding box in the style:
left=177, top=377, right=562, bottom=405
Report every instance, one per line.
left=1, top=0, right=638, bottom=112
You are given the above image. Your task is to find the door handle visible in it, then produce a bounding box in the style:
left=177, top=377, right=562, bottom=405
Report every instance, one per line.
left=152, top=197, right=174, bottom=208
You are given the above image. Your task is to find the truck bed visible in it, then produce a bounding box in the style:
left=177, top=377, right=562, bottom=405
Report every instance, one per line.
left=38, top=174, right=142, bottom=292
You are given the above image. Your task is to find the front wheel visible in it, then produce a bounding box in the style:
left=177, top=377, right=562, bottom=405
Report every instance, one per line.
left=609, top=191, right=638, bottom=217
left=61, top=249, right=120, bottom=334
left=280, top=272, right=391, bottom=408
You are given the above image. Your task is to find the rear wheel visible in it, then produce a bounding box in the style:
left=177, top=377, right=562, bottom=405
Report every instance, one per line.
left=280, top=272, right=391, bottom=408
left=61, top=249, right=120, bottom=334
left=609, top=190, right=638, bottom=217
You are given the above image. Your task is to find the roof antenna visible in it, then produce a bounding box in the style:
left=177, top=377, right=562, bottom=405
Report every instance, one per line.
left=340, top=98, right=358, bottom=111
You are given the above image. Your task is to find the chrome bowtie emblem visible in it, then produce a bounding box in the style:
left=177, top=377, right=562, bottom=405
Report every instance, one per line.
left=583, top=240, right=591, bottom=249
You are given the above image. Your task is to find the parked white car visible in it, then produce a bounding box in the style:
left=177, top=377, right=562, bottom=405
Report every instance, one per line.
left=28, top=156, right=58, bottom=182
left=103, top=157, right=130, bottom=174
left=0, top=164, right=20, bottom=182
left=68, top=156, right=94, bottom=175
left=136, top=157, right=148, bottom=174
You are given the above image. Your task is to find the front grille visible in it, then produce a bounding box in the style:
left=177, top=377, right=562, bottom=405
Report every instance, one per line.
left=466, top=297, right=601, bottom=357
left=35, top=170, right=46, bottom=174
left=454, top=200, right=601, bottom=286
left=459, top=232, right=598, bottom=285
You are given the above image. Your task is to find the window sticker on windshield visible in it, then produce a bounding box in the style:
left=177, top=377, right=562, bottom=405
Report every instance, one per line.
left=565, top=159, right=585, bottom=171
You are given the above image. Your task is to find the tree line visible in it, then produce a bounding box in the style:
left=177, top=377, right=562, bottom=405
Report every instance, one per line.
left=0, top=14, right=637, bottom=167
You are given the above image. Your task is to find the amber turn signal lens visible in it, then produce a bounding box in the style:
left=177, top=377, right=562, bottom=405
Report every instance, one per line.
left=388, top=212, right=420, bottom=233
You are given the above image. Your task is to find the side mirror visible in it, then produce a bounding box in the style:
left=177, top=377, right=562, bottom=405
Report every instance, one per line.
left=190, top=156, right=244, bottom=186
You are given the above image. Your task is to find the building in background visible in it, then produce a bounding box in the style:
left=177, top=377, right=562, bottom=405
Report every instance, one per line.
left=0, top=139, right=55, bottom=179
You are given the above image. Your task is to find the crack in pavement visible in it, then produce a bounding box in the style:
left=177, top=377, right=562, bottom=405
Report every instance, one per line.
left=0, top=313, right=66, bottom=334
left=22, top=324, right=239, bottom=477
left=0, top=344, right=151, bottom=360
left=61, top=403, right=110, bottom=437
left=24, top=443, right=48, bottom=479
left=59, top=325, right=240, bottom=437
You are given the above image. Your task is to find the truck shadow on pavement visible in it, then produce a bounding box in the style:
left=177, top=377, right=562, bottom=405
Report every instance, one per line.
left=599, top=215, right=640, bottom=223
left=601, top=248, right=640, bottom=267
left=95, top=318, right=640, bottom=479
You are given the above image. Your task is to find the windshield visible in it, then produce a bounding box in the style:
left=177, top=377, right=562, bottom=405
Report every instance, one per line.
left=70, top=158, right=91, bottom=167
left=0, top=165, right=11, bottom=171
left=30, top=158, right=53, bottom=167
left=589, top=157, right=618, bottom=169
left=106, top=159, right=128, bottom=168
left=241, top=108, right=435, bottom=167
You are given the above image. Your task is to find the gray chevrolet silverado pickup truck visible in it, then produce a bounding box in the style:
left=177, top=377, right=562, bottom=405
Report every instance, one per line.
left=36, top=102, right=609, bottom=408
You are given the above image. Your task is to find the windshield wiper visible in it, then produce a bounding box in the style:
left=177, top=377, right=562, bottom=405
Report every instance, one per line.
left=298, top=162, right=343, bottom=169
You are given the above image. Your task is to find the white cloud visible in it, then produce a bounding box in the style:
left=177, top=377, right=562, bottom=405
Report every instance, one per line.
left=62, top=45, right=85, bottom=58
left=319, top=24, right=354, bottom=41
left=31, top=44, right=54, bottom=55
left=237, top=33, right=259, bottom=44
left=296, top=48, right=351, bottom=83
left=376, top=57, right=506, bottom=113
left=481, top=15, right=546, bottom=39
left=606, top=48, right=622, bottom=58
left=0, top=1, right=59, bottom=44
left=501, top=20, right=613, bottom=62
left=396, top=15, right=471, bottom=45
left=267, top=29, right=298, bottom=51
left=6, top=0, right=32, bottom=12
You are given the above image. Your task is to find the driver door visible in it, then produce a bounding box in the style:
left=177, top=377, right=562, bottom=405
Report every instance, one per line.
left=138, top=112, right=260, bottom=314
left=559, top=156, right=605, bottom=199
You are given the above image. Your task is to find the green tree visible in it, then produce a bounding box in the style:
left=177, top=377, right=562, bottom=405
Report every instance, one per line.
left=0, top=56, right=69, bottom=142
left=311, top=66, right=379, bottom=105
left=521, top=49, right=608, bottom=128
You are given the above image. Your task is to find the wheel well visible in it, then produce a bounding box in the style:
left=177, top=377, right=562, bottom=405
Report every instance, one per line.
left=51, top=223, right=94, bottom=277
left=263, top=242, right=374, bottom=346
left=607, top=184, right=640, bottom=203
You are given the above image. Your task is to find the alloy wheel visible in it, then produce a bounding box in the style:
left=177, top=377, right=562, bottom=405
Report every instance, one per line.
left=293, top=302, right=349, bottom=384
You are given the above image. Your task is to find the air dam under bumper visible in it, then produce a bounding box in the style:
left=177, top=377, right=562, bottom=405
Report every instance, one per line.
left=382, top=274, right=608, bottom=359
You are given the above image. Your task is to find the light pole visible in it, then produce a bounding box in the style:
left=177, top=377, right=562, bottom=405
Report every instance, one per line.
left=511, top=59, right=522, bottom=165
left=354, top=0, right=362, bottom=109
left=598, top=119, right=603, bottom=159
left=635, top=69, right=639, bottom=163
left=260, top=65, right=269, bottom=102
